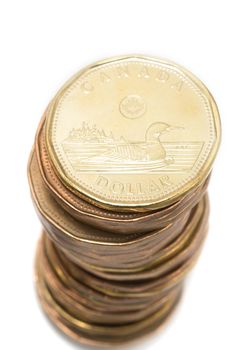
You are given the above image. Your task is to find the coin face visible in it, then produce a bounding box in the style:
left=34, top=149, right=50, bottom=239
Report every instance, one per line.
left=45, top=55, right=220, bottom=210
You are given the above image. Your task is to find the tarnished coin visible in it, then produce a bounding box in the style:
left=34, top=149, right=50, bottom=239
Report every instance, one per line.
left=28, top=147, right=209, bottom=275
left=45, top=55, right=221, bottom=211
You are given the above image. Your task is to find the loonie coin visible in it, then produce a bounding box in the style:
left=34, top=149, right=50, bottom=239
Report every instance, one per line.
left=45, top=55, right=221, bottom=211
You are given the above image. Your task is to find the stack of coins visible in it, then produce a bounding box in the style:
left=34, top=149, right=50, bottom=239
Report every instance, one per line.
left=28, top=55, right=221, bottom=346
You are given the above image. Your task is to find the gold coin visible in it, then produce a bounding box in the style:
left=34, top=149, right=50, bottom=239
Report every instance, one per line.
left=45, top=55, right=221, bottom=211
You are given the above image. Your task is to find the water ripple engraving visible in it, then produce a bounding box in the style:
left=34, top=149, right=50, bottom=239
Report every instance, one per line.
left=62, top=122, right=203, bottom=174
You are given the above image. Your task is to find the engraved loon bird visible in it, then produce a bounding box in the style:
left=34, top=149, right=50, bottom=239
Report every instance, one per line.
left=109, top=122, right=180, bottom=162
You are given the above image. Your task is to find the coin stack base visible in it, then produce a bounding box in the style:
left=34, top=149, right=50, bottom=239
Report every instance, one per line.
left=35, top=236, right=184, bottom=347
left=28, top=56, right=220, bottom=346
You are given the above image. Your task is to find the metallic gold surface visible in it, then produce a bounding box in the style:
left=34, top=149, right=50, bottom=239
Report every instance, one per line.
left=45, top=55, right=221, bottom=211
left=28, top=149, right=208, bottom=272
left=34, top=201, right=207, bottom=347
left=36, top=115, right=210, bottom=234
left=28, top=56, right=221, bottom=346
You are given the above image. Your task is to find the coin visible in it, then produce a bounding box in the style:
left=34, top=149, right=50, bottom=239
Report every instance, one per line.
left=28, top=149, right=208, bottom=273
left=34, top=194, right=208, bottom=346
left=45, top=55, right=221, bottom=211
left=28, top=55, right=221, bottom=346
left=36, top=116, right=210, bottom=234
left=35, top=235, right=183, bottom=346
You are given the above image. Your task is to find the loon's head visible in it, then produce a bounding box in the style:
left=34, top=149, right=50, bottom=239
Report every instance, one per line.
left=145, top=122, right=181, bottom=141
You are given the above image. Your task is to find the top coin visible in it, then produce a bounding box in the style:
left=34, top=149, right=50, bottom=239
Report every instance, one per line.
left=45, top=55, right=221, bottom=211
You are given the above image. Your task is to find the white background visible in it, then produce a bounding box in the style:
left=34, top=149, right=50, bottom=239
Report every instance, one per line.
left=0, top=1, right=230, bottom=349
